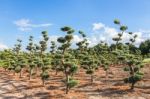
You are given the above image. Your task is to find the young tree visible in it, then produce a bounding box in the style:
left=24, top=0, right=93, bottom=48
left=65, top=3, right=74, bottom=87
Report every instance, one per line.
left=0, top=50, right=13, bottom=71
left=57, top=26, right=78, bottom=94
left=50, top=41, right=61, bottom=75
left=82, top=48, right=99, bottom=83
left=124, top=33, right=144, bottom=90
left=113, top=19, right=128, bottom=50
left=26, top=36, right=36, bottom=80
left=39, top=31, right=50, bottom=86
left=13, top=39, right=26, bottom=78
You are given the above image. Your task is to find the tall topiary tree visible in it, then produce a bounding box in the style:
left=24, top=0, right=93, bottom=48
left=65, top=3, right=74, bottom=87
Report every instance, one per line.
left=113, top=19, right=128, bottom=50
left=81, top=48, right=99, bottom=83
left=26, top=36, right=36, bottom=80
left=13, top=39, right=26, bottom=78
left=39, top=31, right=50, bottom=86
left=124, top=33, right=144, bottom=90
left=50, top=41, right=60, bottom=75
left=57, top=26, right=78, bottom=94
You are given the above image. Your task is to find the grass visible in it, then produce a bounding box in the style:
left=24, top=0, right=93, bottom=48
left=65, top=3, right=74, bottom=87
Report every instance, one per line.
left=143, top=58, right=150, bottom=64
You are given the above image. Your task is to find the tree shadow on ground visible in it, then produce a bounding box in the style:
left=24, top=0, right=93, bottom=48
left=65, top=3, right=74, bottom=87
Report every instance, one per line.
left=46, top=85, right=65, bottom=90
left=98, top=87, right=132, bottom=97
left=32, top=92, right=65, bottom=99
left=136, top=86, right=150, bottom=94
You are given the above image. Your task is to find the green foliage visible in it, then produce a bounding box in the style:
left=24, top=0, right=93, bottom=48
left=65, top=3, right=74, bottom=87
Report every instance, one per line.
left=41, top=71, right=49, bottom=80
left=143, top=58, right=150, bottom=64
left=68, top=79, right=78, bottom=89
left=0, top=19, right=147, bottom=93
left=139, top=40, right=150, bottom=57
left=114, top=19, right=120, bottom=24
left=15, top=66, right=21, bottom=73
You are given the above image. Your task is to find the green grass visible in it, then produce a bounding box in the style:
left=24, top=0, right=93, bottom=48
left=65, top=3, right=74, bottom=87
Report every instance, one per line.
left=143, top=58, right=150, bottom=64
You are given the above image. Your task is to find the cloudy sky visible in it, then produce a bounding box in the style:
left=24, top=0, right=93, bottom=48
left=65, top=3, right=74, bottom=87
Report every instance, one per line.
left=0, top=0, right=150, bottom=50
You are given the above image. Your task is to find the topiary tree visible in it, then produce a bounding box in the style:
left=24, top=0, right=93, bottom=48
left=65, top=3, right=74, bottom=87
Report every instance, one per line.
left=94, top=41, right=112, bottom=82
left=101, top=57, right=110, bottom=81
left=124, top=54, right=144, bottom=90
left=76, top=30, right=88, bottom=67
left=112, top=19, right=144, bottom=90
left=38, top=31, right=50, bottom=86
left=124, top=33, right=144, bottom=90
left=26, top=36, right=36, bottom=80
left=13, top=39, right=27, bottom=78
left=81, top=48, right=99, bottom=83
left=112, top=19, right=129, bottom=65
left=0, top=49, right=13, bottom=71
left=113, top=19, right=128, bottom=50
left=50, top=41, right=61, bottom=75
left=57, top=26, right=78, bottom=94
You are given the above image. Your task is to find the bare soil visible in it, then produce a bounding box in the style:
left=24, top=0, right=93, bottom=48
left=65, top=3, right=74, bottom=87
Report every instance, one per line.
left=0, top=64, right=150, bottom=99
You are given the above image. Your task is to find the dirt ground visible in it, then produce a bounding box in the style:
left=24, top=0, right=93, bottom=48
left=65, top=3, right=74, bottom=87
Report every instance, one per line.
left=0, top=64, right=150, bottom=99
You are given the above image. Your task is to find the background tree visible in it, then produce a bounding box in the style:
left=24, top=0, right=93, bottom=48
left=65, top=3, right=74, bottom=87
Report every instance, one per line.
left=139, top=39, right=150, bottom=58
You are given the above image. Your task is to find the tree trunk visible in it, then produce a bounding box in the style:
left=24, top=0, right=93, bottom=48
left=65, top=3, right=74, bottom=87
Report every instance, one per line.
left=35, top=66, right=38, bottom=76
left=13, top=71, right=15, bottom=76
left=42, top=79, right=45, bottom=86
left=65, top=74, right=69, bottom=94
left=29, top=68, right=32, bottom=80
left=91, top=74, right=94, bottom=84
left=55, top=69, right=58, bottom=75
left=105, top=69, right=108, bottom=82
left=19, top=69, right=22, bottom=78
left=130, top=82, right=135, bottom=90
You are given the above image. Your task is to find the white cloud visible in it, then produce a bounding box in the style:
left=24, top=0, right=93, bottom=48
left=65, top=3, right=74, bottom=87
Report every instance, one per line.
left=48, top=35, right=83, bottom=48
left=88, top=22, right=149, bottom=47
left=35, top=22, right=149, bottom=48
left=92, top=23, right=105, bottom=31
left=72, top=35, right=83, bottom=43
left=49, top=35, right=59, bottom=42
left=14, top=19, right=52, bottom=31
left=0, top=43, right=8, bottom=50
left=47, top=28, right=148, bottom=48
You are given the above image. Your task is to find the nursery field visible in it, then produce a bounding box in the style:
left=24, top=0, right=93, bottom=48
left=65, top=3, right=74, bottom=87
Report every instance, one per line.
left=1, top=0, right=150, bottom=99
left=0, top=20, right=150, bottom=99
left=0, top=64, right=150, bottom=99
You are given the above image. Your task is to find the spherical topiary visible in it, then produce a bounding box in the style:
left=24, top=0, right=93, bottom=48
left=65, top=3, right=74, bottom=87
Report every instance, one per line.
left=114, top=19, right=120, bottom=24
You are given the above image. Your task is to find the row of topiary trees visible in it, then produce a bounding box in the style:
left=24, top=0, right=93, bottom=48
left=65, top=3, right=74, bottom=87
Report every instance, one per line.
left=0, top=19, right=145, bottom=94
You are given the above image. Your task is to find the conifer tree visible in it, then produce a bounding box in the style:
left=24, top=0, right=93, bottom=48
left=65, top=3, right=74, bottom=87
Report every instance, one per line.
left=57, top=26, right=78, bottom=94
left=26, top=36, right=36, bottom=80
left=38, top=31, right=50, bottom=86
left=13, top=39, right=26, bottom=78
left=124, top=33, right=144, bottom=90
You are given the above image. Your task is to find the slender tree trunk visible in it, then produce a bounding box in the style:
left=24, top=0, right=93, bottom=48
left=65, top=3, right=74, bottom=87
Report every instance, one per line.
left=19, top=69, right=22, bottom=78
left=42, top=79, right=45, bottom=86
left=91, top=74, right=94, bottom=84
left=131, top=82, right=135, bottom=90
left=55, top=69, right=58, bottom=75
left=35, top=66, right=38, bottom=76
left=105, top=69, right=108, bottom=82
left=29, top=68, right=32, bottom=80
left=66, top=74, right=69, bottom=94
left=13, top=71, right=15, bottom=76
left=129, top=65, right=135, bottom=90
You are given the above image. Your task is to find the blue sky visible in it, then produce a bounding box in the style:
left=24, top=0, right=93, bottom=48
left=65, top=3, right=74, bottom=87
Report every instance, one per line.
left=0, top=0, right=150, bottom=50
